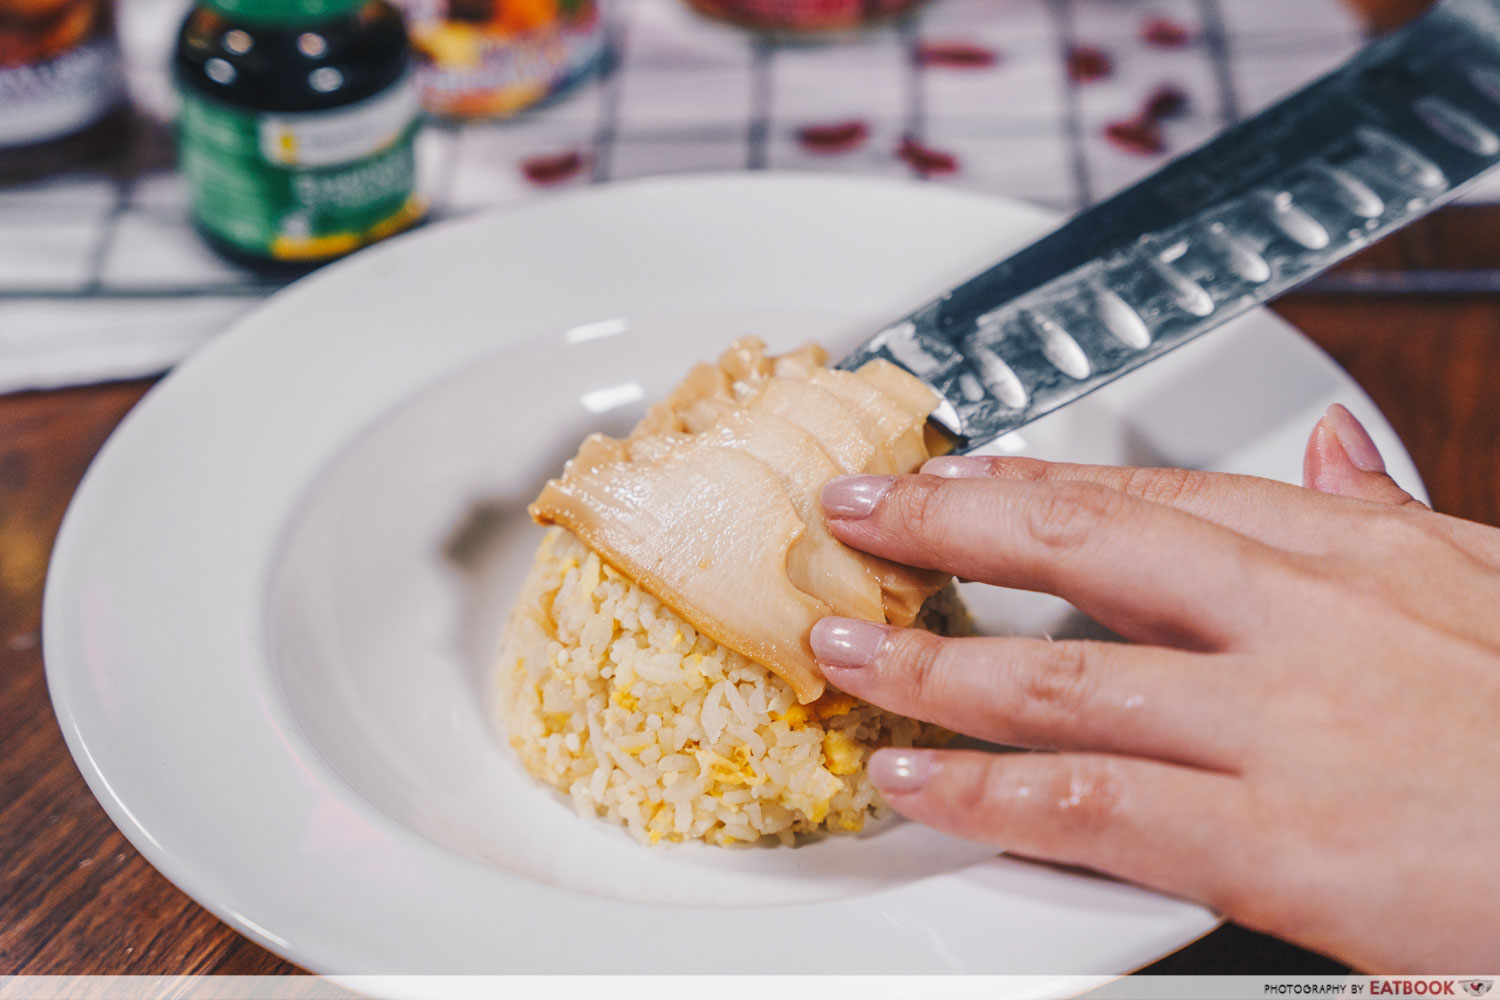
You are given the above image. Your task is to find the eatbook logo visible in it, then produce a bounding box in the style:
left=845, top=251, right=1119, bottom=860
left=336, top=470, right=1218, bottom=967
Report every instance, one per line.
left=1462, top=982, right=1494, bottom=997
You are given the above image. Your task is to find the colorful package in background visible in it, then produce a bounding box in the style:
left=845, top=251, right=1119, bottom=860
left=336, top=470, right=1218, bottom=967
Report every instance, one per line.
left=0, top=0, right=123, bottom=148
left=681, top=0, right=927, bottom=33
left=404, top=0, right=601, bottom=118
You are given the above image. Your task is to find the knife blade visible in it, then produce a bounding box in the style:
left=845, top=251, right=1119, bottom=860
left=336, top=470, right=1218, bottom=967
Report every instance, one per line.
left=838, top=0, right=1500, bottom=452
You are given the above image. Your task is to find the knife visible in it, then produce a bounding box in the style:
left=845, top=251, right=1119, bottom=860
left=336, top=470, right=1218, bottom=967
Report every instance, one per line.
left=838, top=0, right=1500, bottom=452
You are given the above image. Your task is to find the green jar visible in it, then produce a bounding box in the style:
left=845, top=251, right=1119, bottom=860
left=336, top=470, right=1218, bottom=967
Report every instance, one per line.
left=174, top=0, right=423, bottom=264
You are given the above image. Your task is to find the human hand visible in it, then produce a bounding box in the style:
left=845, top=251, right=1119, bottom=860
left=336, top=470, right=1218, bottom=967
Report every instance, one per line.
left=811, top=404, right=1500, bottom=972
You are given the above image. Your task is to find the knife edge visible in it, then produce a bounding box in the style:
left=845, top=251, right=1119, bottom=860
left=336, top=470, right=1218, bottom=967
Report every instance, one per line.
left=839, top=0, right=1500, bottom=452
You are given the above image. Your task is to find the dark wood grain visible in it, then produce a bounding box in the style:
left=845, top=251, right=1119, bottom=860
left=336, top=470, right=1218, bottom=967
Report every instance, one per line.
left=0, top=380, right=298, bottom=976
left=0, top=380, right=293, bottom=976
left=3, top=276, right=1498, bottom=979
left=1328, top=205, right=1500, bottom=273
left=1279, top=296, right=1500, bottom=524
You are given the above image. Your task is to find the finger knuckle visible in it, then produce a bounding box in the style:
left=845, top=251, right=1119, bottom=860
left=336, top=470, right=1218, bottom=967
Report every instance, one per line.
left=1287, top=515, right=1434, bottom=617
left=1023, top=481, right=1118, bottom=552
left=1361, top=508, right=1438, bottom=555
left=991, top=457, right=1051, bottom=483
left=947, top=758, right=995, bottom=818
left=891, top=476, right=948, bottom=534
left=1050, top=757, right=1126, bottom=833
left=1275, top=554, right=1369, bottom=617
left=1018, top=642, right=1099, bottom=723
left=895, top=631, right=950, bottom=708
left=1122, top=466, right=1211, bottom=508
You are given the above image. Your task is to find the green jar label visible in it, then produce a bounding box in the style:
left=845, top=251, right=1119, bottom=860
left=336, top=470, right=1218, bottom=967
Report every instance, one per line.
left=178, top=78, right=422, bottom=261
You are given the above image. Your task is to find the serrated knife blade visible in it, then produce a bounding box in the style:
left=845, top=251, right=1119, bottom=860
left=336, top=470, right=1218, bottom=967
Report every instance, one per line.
left=838, top=0, right=1500, bottom=452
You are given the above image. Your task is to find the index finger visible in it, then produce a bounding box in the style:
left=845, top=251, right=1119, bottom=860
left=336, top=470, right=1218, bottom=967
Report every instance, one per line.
left=924, top=455, right=1358, bottom=555
left=934, top=454, right=1500, bottom=570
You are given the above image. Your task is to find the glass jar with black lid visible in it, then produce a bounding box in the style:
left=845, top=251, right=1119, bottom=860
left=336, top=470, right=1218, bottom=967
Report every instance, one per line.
left=174, top=0, right=423, bottom=265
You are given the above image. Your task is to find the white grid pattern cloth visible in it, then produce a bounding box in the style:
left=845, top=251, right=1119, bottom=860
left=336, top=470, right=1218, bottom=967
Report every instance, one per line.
left=0, top=0, right=1432, bottom=392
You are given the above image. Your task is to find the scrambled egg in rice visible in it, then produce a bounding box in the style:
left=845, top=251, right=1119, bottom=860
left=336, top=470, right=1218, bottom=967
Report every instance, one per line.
left=497, top=338, right=969, bottom=847
left=496, top=529, right=966, bottom=846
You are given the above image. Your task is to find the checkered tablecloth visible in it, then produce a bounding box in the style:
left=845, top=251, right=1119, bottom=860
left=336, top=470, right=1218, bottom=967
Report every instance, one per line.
left=1, top=0, right=1444, bottom=393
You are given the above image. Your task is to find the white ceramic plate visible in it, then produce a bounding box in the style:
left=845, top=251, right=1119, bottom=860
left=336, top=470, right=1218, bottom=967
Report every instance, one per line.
left=44, top=175, right=1424, bottom=986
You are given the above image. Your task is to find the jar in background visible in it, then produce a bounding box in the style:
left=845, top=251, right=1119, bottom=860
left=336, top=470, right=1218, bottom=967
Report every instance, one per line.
left=681, top=0, right=928, bottom=34
left=404, top=0, right=600, bottom=118
left=1338, top=0, right=1434, bottom=32
left=0, top=0, right=125, bottom=174
left=174, top=0, right=424, bottom=265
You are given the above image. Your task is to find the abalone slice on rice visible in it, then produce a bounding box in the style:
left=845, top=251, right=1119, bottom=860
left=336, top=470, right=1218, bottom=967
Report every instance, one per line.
left=495, top=339, right=971, bottom=845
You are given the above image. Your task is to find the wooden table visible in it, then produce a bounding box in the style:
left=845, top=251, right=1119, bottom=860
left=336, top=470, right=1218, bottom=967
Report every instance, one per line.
left=3, top=209, right=1498, bottom=978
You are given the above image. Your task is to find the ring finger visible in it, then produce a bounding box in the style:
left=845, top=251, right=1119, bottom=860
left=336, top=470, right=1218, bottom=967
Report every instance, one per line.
left=812, top=619, right=1251, bottom=772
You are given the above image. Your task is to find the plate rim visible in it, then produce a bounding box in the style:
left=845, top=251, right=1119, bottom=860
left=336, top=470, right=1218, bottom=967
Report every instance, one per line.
left=43, top=171, right=1420, bottom=981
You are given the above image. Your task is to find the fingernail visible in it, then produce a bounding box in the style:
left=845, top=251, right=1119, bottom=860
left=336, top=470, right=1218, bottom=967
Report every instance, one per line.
left=1304, top=421, right=1349, bottom=494
left=821, top=474, right=894, bottom=519
left=921, top=455, right=993, bottom=478
left=1322, top=404, right=1385, bottom=473
left=810, top=617, right=889, bottom=668
left=869, top=748, right=934, bottom=794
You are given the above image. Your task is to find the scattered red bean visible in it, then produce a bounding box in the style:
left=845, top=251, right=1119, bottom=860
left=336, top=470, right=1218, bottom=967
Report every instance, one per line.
left=1141, top=16, right=1194, bottom=48
left=521, top=150, right=587, bottom=184
left=1144, top=83, right=1190, bottom=120
left=797, top=119, right=870, bottom=154
left=916, top=40, right=999, bottom=69
left=897, top=135, right=959, bottom=176
left=1066, top=44, right=1113, bottom=83
left=1103, top=116, right=1165, bottom=156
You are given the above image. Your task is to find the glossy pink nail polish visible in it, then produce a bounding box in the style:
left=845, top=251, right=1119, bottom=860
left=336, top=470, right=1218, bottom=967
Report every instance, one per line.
left=1322, top=403, right=1385, bottom=473
left=1304, top=421, right=1341, bottom=493
left=810, top=617, right=888, bottom=668
left=869, top=748, right=934, bottom=794
left=821, top=474, right=894, bottom=519
left=921, top=455, right=993, bottom=478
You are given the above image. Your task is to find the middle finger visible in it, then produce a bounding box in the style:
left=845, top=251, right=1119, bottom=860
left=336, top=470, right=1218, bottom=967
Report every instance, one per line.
left=924, top=454, right=1366, bottom=554
left=823, top=473, right=1288, bottom=650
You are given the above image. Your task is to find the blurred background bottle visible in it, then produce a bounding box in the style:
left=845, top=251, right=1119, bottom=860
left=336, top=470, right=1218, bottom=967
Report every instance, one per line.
left=404, top=0, right=600, bottom=118
left=680, top=0, right=929, bottom=34
left=173, top=0, right=423, bottom=266
left=0, top=0, right=126, bottom=181
left=1340, top=0, right=1434, bottom=32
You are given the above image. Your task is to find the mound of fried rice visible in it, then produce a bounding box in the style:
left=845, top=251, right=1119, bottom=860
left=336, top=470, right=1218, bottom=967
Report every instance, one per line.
left=496, top=528, right=967, bottom=847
